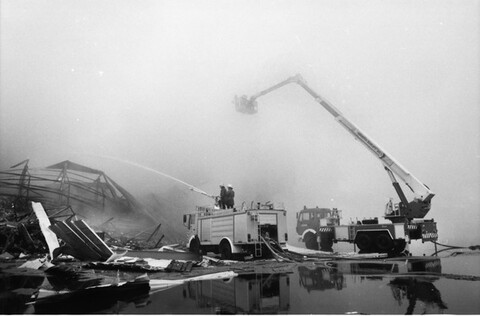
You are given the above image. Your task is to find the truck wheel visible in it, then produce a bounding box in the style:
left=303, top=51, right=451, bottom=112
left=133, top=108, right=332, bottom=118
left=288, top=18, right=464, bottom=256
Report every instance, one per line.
left=304, top=232, right=319, bottom=250
left=375, top=233, right=394, bottom=252
left=390, top=239, right=407, bottom=256
left=355, top=233, right=372, bottom=252
left=189, top=237, right=201, bottom=255
left=219, top=240, right=232, bottom=260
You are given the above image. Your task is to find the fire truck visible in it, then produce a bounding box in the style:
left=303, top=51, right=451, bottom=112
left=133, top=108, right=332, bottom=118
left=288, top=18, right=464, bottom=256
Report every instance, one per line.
left=183, top=202, right=288, bottom=259
left=235, top=74, right=438, bottom=255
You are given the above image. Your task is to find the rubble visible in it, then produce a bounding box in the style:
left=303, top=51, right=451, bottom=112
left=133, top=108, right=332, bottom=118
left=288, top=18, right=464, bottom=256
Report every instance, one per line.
left=85, top=258, right=194, bottom=273
left=30, top=202, right=59, bottom=259
left=18, top=257, right=53, bottom=270
left=0, top=205, right=49, bottom=257
left=0, top=160, right=166, bottom=247
left=49, top=219, right=114, bottom=261
left=0, top=252, right=14, bottom=260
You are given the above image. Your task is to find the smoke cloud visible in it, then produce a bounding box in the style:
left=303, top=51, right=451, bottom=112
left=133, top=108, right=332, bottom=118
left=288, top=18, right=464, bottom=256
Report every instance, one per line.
left=1, top=0, right=479, bottom=248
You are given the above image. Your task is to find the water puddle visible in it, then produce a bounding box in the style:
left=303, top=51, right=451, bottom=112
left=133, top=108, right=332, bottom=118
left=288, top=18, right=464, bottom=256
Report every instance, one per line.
left=1, top=254, right=479, bottom=314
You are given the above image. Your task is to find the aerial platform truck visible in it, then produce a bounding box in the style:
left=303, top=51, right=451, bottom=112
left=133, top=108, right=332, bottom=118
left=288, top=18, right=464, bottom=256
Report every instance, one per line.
left=234, top=74, right=438, bottom=255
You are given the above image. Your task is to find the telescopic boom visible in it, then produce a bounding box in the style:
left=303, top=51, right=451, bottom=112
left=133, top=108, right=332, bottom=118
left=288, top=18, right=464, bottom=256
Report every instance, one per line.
left=234, top=74, right=434, bottom=219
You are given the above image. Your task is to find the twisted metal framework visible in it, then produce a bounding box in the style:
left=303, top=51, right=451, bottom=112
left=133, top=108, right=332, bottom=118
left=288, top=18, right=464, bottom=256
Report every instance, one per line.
left=0, top=159, right=140, bottom=214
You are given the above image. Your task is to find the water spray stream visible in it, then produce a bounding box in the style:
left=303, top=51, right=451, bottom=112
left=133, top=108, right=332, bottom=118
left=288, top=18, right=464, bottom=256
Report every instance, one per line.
left=77, top=153, right=216, bottom=200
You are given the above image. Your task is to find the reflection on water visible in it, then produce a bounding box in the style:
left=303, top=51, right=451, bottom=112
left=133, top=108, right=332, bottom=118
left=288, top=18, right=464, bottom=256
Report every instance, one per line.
left=1, top=254, right=480, bottom=314
left=298, top=257, right=442, bottom=292
left=33, top=277, right=150, bottom=314
left=0, top=269, right=150, bottom=314
left=389, top=278, right=447, bottom=314
left=175, top=257, right=450, bottom=314
left=184, top=273, right=290, bottom=314
left=0, top=273, right=44, bottom=314
left=297, top=258, right=447, bottom=314
left=298, top=265, right=345, bottom=292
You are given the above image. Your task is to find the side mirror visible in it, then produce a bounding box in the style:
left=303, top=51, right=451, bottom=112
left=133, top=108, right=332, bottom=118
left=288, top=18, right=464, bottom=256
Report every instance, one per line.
left=183, top=214, right=187, bottom=224
left=296, top=212, right=298, bottom=219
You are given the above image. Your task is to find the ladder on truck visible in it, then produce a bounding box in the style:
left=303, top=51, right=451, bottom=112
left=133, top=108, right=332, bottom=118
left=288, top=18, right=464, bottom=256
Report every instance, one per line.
left=255, top=220, right=263, bottom=257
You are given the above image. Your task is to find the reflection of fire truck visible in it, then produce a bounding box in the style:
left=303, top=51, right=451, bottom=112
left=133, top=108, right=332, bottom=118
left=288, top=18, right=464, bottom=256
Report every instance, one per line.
left=183, top=202, right=288, bottom=259
left=336, top=257, right=442, bottom=275
left=235, top=74, right=438, bottom=255
left=185, top=274, right=290, bottom=314
left=297, top=257, right=447, bottom=314
left=298, top=257, right=442, bottom=291
left=298, top=265, right=345, bottom=292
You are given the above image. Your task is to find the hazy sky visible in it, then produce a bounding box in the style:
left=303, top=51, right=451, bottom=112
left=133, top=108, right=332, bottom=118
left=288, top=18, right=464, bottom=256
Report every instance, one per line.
left=1, top=0, right=479, bottom=246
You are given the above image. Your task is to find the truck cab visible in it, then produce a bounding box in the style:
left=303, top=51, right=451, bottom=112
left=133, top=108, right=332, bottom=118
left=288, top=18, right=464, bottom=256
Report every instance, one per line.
left=296, top=206, right=341, bottom=235
left=296, top=206, right=341, bottom=250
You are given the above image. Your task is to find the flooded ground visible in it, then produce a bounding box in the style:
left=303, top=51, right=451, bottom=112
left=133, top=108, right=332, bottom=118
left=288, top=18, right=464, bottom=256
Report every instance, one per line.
left=1, top=250, right=479, bottom=314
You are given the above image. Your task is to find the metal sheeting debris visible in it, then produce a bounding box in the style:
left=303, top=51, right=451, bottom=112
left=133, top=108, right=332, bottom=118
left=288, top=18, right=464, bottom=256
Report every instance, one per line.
left=49, top=219, right=113, bottom=261
left=85, top=258, right=195, bottom=272
left=31, top=202, right=59, bottom=258
left=18, top=257, right=54, bottom=270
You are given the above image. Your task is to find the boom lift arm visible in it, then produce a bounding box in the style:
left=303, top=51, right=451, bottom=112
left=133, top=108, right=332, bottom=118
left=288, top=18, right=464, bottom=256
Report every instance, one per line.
left=234, top=74, right=434, bottom=220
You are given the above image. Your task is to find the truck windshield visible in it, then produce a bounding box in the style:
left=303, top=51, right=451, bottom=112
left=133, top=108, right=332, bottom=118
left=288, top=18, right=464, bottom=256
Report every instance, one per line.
left=300, top=212, right=311, bottom=221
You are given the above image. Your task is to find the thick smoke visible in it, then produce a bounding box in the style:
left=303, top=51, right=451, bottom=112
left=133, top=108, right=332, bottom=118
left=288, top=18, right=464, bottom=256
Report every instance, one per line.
left=1, top=0, right=479, bottom=247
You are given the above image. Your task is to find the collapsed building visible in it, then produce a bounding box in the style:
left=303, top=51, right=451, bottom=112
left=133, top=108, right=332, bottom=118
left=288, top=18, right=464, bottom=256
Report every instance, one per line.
left=0, top=159, right=164, bottom=256
left=0, top=159, right=142, bottom=217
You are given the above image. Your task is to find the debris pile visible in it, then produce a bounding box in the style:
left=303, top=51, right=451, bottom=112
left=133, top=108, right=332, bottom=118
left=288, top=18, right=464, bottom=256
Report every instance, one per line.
left=0, top=197, right=50, bottom=257
left=101, top=222, right=165, bottom=250
left=0, top=159, right=171, bottom=261
left=50, top=219, right=113, bottom=261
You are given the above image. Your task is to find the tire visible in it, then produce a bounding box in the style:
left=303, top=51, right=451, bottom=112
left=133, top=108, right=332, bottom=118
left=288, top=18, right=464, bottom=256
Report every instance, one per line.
left=375, top=233, right=394, bottom=252
left=390, top=239, right=407, bottom=256
left=189, top=237, right=201, bottom=255
left=219, top=240, right=232, bottom=260
left=355, top=233, right=372, bottom=252
left=304, top=232, right=319, bottom=250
